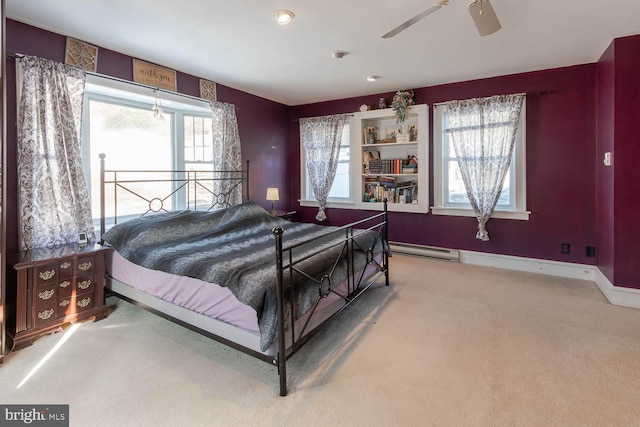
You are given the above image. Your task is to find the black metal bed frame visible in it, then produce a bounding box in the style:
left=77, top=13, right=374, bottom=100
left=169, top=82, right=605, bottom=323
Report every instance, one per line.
left=99, top=155, right=390, bottom=396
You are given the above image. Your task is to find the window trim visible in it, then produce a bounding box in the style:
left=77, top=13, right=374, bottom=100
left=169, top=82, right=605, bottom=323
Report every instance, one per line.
left=432, top=102, right=530, bottom=220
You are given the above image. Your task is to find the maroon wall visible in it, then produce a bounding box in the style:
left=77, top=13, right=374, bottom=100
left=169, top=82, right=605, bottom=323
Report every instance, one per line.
left=611, top=36, right=640, bottom=289
left=596, top=42, right=616, bottom=283
left=5, top=19, right=290, bottom=254
left=290, top=65, right=598, bottom=265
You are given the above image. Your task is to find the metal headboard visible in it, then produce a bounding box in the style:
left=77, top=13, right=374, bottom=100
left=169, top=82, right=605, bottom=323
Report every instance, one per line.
left=99, top=153, right=250, bottom=236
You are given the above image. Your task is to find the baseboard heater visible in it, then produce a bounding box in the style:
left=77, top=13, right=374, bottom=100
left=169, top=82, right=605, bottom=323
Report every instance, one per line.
left=389, top=241, right=460, bottom=262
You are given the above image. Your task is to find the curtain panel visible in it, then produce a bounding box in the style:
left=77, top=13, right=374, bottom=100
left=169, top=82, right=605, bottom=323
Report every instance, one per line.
left=210, top=101, right=243, bottom=208
left=446, top=94, right=524, bottom=241
left=17, top=56, right=95, bottom=250
left=300, top=114, right=346, bottom=221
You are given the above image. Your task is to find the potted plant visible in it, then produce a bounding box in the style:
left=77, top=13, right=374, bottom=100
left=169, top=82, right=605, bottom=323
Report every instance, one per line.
left=391, top=90, right=415, bottom=128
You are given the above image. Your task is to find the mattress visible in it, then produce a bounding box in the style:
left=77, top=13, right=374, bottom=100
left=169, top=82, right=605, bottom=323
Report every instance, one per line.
left=106, top=250, right=383, bottom=356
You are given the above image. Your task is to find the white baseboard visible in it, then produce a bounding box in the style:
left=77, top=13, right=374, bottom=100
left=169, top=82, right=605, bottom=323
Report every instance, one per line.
left=459, top=250, right=640, bottom=310
left=592, top=268, right=640, bottom=310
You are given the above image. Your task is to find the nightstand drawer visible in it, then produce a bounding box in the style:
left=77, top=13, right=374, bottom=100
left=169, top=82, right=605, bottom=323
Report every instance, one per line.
left=58, top=278, right=73, bottom=298
left=35, top=263, right=58, bottom=286
left=75, top=293, right=95, bottom=312
left=34, top=303, right=57, bottom=328
left=76, top=255, right=96, bottom=275
left=35, top=282, right=57, bottom=306
left=59, top=259, right=74, bottom=279
left=75, top=275, right=95, bottom=294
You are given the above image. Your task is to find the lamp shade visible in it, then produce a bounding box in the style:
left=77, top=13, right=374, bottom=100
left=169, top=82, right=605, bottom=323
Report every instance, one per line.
left=266, top=187, right=279, bottom=201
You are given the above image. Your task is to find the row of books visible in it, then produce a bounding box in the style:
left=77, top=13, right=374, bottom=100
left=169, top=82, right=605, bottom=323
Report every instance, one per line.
left=368, top=158, right=418, bottom=175
left=363, top=178, right=418, bottom=203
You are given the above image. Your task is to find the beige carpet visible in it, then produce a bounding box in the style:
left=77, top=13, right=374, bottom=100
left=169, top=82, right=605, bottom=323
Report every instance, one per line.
left=1, top=254, right=639, bottom=427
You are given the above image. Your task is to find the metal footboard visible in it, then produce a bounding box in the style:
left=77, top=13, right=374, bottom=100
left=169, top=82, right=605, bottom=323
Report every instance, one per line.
left=272, top=200, right=389, bottom=396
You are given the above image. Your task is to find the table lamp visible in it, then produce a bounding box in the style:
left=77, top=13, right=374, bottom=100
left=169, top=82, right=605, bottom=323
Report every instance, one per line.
left=266, top=187, right=279, bottom=214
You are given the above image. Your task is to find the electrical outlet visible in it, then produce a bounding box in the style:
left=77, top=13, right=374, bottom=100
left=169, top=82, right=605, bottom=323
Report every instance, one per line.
left=586, top=246, right=596, bottom=257
left=561, top=243, right=570, bottom=254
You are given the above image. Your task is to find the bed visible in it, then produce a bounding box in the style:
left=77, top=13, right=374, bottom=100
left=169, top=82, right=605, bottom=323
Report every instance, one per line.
left=98, top=155, right=390, bottom=396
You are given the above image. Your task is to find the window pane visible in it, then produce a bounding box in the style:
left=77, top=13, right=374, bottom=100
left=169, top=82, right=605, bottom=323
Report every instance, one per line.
left=497, top=169, right=510, bottom=206
left=446, top=160, right=469, bottom=204
left=89, top=99, right=172, bottom=219
left=446, top=160, right=511, bottom=206
left=329, top=145, right=350, bottom=198
left=184, top=115, right=213, bottom=163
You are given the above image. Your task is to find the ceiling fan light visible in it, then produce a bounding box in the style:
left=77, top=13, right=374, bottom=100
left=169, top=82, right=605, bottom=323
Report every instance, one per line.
left=467, top=0, right=501, bottom=36
left=274, top=10, right=295, bottom=25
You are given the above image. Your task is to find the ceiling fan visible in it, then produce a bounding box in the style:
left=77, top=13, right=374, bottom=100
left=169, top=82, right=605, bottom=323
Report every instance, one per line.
left=382, top=0, right=501, bottom=39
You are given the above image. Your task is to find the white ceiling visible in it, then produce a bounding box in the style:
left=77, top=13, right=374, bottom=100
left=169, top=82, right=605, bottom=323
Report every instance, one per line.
left=7, top=0, right=640, bottom=106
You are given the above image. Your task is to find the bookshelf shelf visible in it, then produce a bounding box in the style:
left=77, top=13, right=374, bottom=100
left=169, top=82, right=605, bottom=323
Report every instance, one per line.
left=354, top=104, right=429, bottom=213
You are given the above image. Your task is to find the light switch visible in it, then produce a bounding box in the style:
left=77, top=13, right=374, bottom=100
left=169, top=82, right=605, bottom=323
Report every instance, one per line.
left=604, top=152, right=612, bottom=166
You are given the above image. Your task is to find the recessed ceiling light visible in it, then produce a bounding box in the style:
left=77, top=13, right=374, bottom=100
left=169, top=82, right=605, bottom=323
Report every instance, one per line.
left=366, top=76, right=378, bottom=82
left=273, top=10, right=295, bottom=25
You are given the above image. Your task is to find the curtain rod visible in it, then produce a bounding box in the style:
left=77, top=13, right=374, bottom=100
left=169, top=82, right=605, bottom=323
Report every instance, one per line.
left=432, top=92, right=543, bottom=107
left=292, top=113, right=354, bottom=122
left=7, top=52, right=237, bottom=109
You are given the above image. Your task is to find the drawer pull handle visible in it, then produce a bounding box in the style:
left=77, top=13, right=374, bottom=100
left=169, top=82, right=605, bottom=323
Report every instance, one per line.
left=39, top=270, right=55, bottom=281
left=78, top=262, right=93, bottom=271
left=38, top=309, right=54, bottom=320
left=78, top=280, right=92, bottom=290
left=59, top=280, right=71, bottom=288
left=60, top=261, right=71, bottom=269
left=77, top=297, right=92, bottom=308
left=59, top=300, right=70, bottom=307
left=38, top=289, right=55, bottom=300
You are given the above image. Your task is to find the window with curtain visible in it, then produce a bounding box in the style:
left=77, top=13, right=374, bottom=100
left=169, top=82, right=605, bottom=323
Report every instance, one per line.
left=432, top=97, right=529, bottom=222
left=81, top=75, right=228, bottom=228
left=299, top=114, right=348, bottom=221
left=300, top=122, right=351, bottom=203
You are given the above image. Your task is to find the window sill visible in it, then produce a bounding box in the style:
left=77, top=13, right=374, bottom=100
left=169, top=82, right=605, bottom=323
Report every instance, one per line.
left=299, top=199, right=356, bottom=209
left=430, top=206, right=530, bottom=220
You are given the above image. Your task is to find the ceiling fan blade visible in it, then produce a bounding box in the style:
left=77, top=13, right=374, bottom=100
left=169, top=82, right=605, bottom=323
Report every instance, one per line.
left=382, top=0, right=452, bottom=39
left=467, top=0, right=501, bottom=36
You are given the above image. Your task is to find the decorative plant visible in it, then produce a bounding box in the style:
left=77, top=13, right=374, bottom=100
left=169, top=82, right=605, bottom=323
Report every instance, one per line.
left=391, top=90, right=415, bottom=127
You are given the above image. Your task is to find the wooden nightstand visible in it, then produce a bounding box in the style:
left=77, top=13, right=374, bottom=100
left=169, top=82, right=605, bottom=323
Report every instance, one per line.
left=10, top=243, right=111, bottom=350
left=272, top=210, right=296, bottom=221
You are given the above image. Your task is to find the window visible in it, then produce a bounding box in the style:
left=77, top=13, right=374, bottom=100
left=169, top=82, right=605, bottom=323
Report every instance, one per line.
left=81, top=75, right=214, bottom=225
left=300, top=121, right=352, bottom=204
left=432, top=102, right=529, bottom=220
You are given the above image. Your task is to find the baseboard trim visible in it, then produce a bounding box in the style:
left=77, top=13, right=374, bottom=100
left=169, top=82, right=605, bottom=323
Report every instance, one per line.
left=458, top=250, right=640, bottom=310
left=592, top=268, right=640, bottom=310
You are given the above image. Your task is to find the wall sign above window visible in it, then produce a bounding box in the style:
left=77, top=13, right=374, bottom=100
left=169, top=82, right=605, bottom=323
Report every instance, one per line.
left=65, top=37, right=99, bottom=72
left=133, top=59, right=176, bottom=91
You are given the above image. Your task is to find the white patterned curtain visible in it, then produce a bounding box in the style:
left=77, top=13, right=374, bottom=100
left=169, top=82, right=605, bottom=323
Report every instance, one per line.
left=446, top=94, right=525, bottom=241
left=17, top=56, right=95, bottom=250
left=211, top=101, right=242, bottom=208
left=300, top=114, right=346, bottom=221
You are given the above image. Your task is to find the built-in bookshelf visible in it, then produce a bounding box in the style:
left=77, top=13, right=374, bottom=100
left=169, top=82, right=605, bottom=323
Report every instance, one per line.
left=353, top=104, right=428, bottom=213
